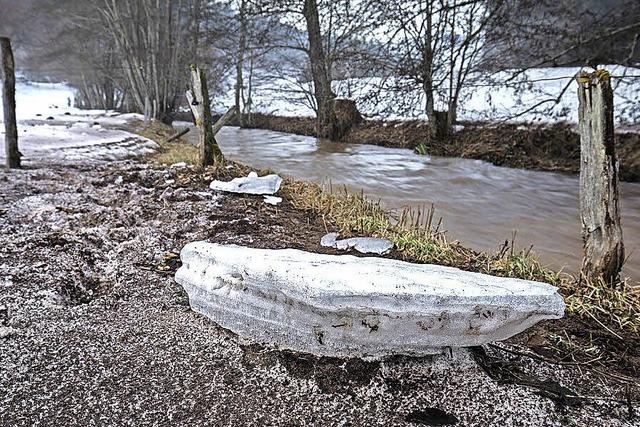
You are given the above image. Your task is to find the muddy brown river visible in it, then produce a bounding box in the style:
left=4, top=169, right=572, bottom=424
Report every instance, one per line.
left=195, top=126, right=639, bottom=283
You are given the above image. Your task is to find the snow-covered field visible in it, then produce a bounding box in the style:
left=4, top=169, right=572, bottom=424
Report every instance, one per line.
left=214, top=65, right=640, bottom=124
left=3, top=65, right=638, bottom=160
left=0, top=81, right=156, bottom=163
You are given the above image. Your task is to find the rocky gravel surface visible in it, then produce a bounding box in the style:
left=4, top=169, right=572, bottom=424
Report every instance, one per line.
left=0, top=159, right=637, bottom=426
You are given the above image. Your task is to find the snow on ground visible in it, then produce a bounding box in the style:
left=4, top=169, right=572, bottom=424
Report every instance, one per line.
left=214, top=65, right=640, bottom=124
left=0, top=81, right=155, bottom=164
left=13, top=123, right=158, bottom=162
left=0, top=80, right=76, bottom=121
left=0, top=161, right=633, bottom=426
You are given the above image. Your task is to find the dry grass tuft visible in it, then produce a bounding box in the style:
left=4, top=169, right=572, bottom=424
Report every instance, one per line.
left=132, top=119, right=201, bottom=165
left=564, top=278, right=640, bottom=333
left=282, top=179, right=562, bottom=284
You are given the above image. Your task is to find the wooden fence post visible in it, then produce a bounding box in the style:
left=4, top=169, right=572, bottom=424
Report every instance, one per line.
left=1, top=37, right=20, bottom=169
left=576, top=70, right=624, bottom=285
left=186, top=65, right=224, bottom=167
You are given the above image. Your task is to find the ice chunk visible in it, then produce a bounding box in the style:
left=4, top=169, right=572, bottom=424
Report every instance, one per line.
left=263, top=196, right=282, bottom=205
left=175, top=243, right=565, bottom=360
left=320, top=232, right=393, bottom=254
left=335, top=237, right=393, bottom=254
left=209, top=172, right=282, bottom=195
left=320, top=232, right=339, bottom=247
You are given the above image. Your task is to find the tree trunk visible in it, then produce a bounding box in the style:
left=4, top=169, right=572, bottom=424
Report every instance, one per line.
left=576, top=70, right=624, bottom=285
left=432, top=111, right=452, bottom=141
left=1, top=37, right=19, bottom=169
left=235, top=0, right=248, bottom=127
left=303, top=0, right=335, bottom=139
left=186, top=66, right=224, bottom=167
left=190, top=0, right=201, bottom=63
left=246, top=52, right=254, bottom=125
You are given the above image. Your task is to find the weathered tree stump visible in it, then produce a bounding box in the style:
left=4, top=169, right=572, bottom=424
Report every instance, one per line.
left=1, top=37, right=20, bottom=169
left=576, top=70, right=624, bottom=285
left=430, top=110, right=452, bottom=141
left=186, top=65, right=224, bottom=167
left=319, top=98, right=362, bottom=141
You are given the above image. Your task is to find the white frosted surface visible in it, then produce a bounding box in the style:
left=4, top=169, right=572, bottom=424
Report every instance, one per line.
left=263, top=195, right=283, bottom=205
left=321, top=232, right=393, bottom=254
left=210, top=172, right=282, bottom=195
left=175, top=242, right=565, bottom=359
left=0, top=81, right=156, bottom=163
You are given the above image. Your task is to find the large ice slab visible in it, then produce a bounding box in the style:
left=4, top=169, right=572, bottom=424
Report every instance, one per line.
left=210, top=172, right=282, bottom=195
left=175, top=242, right=564, bottom=359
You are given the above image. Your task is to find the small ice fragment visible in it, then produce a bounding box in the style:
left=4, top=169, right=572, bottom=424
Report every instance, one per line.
left=321, top=232, right=393, bottom=255
left=114, top=176, right=123, bottom=185
left=263, top=196, right=282, bottom=205
left=165, top=179, right=176, bottom=185
left=171, top=162, right=188, bottom=168
left=337, top=237, right=394, bottom=255
left=210, top=172, right=282, bottom=195
left=320, top=232, right=339, bottom=247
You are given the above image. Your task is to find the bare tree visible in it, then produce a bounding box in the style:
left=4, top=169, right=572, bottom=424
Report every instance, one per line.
left=493, top=0, right=640, bottom=71
left=381, top=0, right=503, bottom=138
left=479, top=0, right=640, bottom=123
left=253, top=0, right=380, bottom=138
left=235, top=0, right=249, bottom=125
left=301, top=0, right=337, bottom=137
left=98, top=0, right=193, bottom=122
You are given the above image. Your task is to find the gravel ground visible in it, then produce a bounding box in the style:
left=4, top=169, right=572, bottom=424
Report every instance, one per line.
left=0, top=158, right=637, bottom=427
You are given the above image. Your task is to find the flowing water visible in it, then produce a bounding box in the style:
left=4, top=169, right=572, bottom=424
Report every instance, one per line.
left=186, top=125, right=640, bottom=282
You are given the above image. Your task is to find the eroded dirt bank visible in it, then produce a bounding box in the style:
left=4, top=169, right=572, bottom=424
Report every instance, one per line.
left=211, top=113, right=640, bottom=182
left=1, top=155, right=638, bottom=426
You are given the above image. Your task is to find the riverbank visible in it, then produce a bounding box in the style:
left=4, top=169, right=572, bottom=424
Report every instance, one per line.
left=212, top=113, right=640, bottom=182
left=1, top=116, right=639, bottom=425
left=140, top=120, right=640, bottom=388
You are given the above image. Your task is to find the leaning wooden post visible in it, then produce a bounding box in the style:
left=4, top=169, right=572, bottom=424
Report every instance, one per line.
left=186, top=65, right=224, bottom=167
left=576, top=70, right=624, bottom=285
left=211, top=105, right=238, bottom=137
left=1, top=37, right=20, bottom=169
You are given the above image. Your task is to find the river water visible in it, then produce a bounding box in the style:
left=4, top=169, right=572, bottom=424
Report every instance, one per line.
left=190, top=125, right=639, bottom=282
